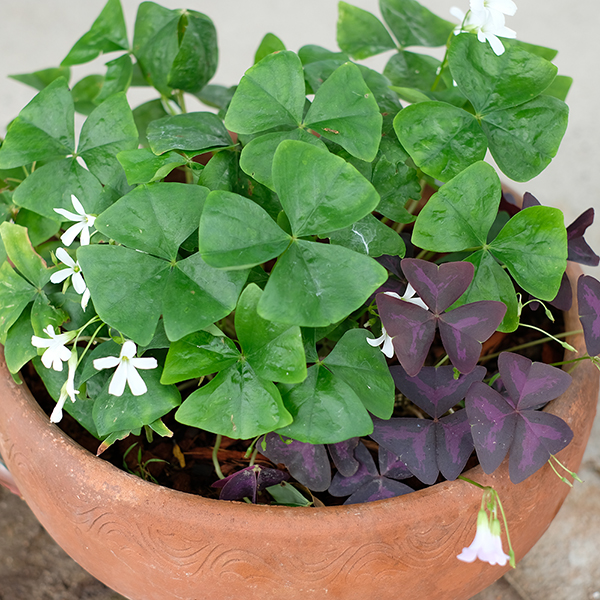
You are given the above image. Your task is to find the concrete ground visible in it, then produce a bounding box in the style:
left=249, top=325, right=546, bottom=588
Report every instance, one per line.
left=1, top=0, right=600, bottom=598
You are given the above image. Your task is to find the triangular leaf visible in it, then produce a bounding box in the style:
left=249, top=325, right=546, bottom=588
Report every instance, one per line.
left=323, top=328, right=396, bottom=419
left=578, top=275, right=600, bottom=356
left=438, top=301, right=506, bottom=374
left=490, top=205, right=567, bottom=300
left=78, top=92, right=138, bottom=187
left=224, top=50, right=305, bottom=134
left=258, top=239, right=387, bottom=328
left=62, top=0, right=129, bottom=66
left=380, top=0, right=455, bottom=48
left=260, top=432, right=332, bottom=492
left=94, top=183, right=208, bottom=261
left=161, top=330, right=240, bottom=384
left=235, top=283, right=307, bottom=384
left=276, top=363, right=374, bottom=444
left=393, top=101, right=487, bottom=182
left=93, top=368, right=181, bottom=437
left=0, top=78, right=75, bottom=169
left=336, top=2, right=396, bottom=59
left=481, top=95, right=569, bottom=182
left=272, top=140, right=380, bottom=237
left=412, top=161, right=501, bottom=252
left=12, top=158, right=106, bottom=221
left=448, top=33, right=558, bottom=114
left=198, top=190, right=291, bottom=269
left=146, top=112, right=232, bottom=155
left=304, top=62, right=383, bottom=161
left=175, top=361, right=292, bottom=439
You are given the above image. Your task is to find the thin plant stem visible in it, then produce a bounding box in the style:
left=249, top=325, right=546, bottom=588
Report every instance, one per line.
left=435, top=354, right=449, bottom=367
left=520, top=323, right=577, bottom=352
left=479, top=330, right=582, bottom=364
left=494, top=492, right=516, bottom=568
left=212, top=434, right=225, bottom=479
left=458, top=475, right=486, bottom=490
left=248, top=446, right=259, bottom=467
left=548, top=459, right=572, bottom=487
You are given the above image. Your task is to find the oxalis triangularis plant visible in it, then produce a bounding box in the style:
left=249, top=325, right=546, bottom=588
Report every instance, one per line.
left=1, top=0, right=599, bottom=569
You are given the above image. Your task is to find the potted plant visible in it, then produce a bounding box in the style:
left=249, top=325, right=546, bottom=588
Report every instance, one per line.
left=0, top=0, right=599, bottom=598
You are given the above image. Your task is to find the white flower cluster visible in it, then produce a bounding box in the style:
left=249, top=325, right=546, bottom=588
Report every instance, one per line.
left=51, top=194, right=96, bottom=310
left=451, top=0, right=517, bottom=56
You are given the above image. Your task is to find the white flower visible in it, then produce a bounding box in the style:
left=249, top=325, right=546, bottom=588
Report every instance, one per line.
left=384, top=284, right=429, bottom=310
left=93, top=340, right=158, bottom=397
left=50, top=352, right=80, bottom=424
left=450, top=0, right=516, bottom=55
left=31, top=325, right=76, bottom=371
left=457, top=509, right=510, bottom=566
left=367, top=324, right=395, bottom=358
left=54, top=195, right=96, bottom=246
left=50, top=248, right=91, bottom=310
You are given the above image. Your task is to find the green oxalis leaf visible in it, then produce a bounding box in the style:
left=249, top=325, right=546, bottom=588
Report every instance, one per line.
left=393, top=101, right=488, bottom=182
left=0, top=79, right=138, bottom=214
left=199, top=140, right=387, bottom=328
left=132, top=3, right=217, bottom=95
left=448, top=33, right=558, bottom=115
left=174, top=284, right=304, bottom=439
left=337, top=0, right=454, bottom=60
left=78, top=183, right=248, bottom=345
left=275, top=329, right=395, bottom=444
left=61, top=0, right=129, bottom=66
left=225, top=50, right=382, bottom=172
left=412, top=161, right=567, bottom=331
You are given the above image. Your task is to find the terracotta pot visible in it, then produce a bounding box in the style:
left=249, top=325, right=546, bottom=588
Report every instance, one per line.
left=0, top=264, right=597, bottom=600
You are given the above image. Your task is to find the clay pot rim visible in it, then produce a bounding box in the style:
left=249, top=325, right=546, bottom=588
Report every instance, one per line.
left=4, top=263, right=593, bottom=522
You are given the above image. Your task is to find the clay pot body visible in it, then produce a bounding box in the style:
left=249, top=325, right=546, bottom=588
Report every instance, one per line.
left=0, top=264, right=597, bottom=600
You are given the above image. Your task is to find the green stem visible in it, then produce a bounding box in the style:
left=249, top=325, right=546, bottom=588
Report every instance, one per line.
left=520, top=323, right=577, bottom=352
left=479, top=330, right=582, bottom=364
left=457, top=475, right=486, bottom=490
left=212, top=435, right=225, bottom=479
left=494, top=492, right=516, bottom=568
left=248, top=446, right=259, bottom=467
left=176, top=90, right=187, bottom=114
left=435, top=354, right=449, bottom=367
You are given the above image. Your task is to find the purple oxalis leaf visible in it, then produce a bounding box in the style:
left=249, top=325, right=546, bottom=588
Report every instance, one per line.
left=401, top=258, right=474, bottom=313
left=378, top=447, right=412, bottom=480
left=436, top=409, right=475, bottom=482
left=498, top=352, right=572, bottom=410
left=343, top=478, right=413, bottom=505
left=522, top=191, right=541, bottom=210
left=370, top=410, right=474, bottom=484
left=567, top=208, right=600, bottom=267
left=328, top=442, right=378, bottom=497
left=378, top=262, right=505, bottom=376
left=212, top=465, right=289, bottom=503
left=370, top=416, right=437, bottom=484
left=578, top=275, right=600, bottom=357
left=509, top=411, right=573, bottom=483
left=329, top=442, right=413, bottom=504
left=390, top=364, right=486, bottom=418
left=377, top=292, right=436, bottom=376
left=466, top=352, right=573, bottom=482
left=466, top=381, right=519, bottom=474
left=260, top=433, right=331, bottom=492
left=328, top=438, right=360, bottom=477
left=438, top=301, right=507, bottom=375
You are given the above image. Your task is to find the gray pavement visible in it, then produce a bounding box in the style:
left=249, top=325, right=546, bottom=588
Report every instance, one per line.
left=1, top=0, right=600, bottom=598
